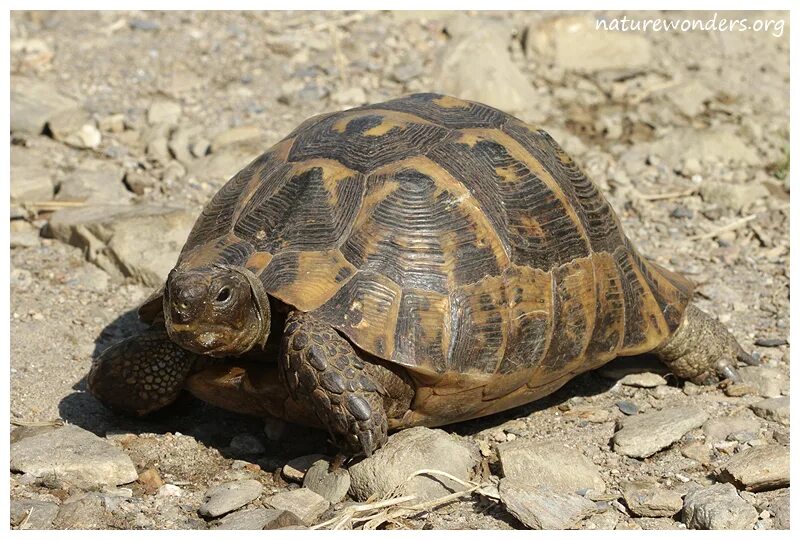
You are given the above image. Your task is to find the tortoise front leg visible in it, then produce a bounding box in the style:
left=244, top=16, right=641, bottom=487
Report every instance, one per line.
left=279, top=311, right=397, bottom=457
left=88, top=328, right=198, bottom=417
left=654, top=305, right=758, bottom=385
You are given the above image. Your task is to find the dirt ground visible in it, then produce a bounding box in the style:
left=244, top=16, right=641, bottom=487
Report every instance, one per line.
left=9, top=10, right=789, bottom=530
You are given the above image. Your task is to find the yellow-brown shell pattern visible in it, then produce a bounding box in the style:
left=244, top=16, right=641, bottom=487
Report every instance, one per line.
left=177, top=93, right=693, bottom=401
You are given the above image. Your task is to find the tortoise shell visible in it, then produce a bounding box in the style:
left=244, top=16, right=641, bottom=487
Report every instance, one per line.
left=174, top=93, right=693, bottom=420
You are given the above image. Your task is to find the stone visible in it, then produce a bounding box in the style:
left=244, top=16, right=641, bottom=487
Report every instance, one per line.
left=52, top=493, right=109, bottom=529
left=157, top=484, right=183, bottom=498
left=768, top=494, right=789, bottom=529
left=699, top=181, right=770, bottom=212
left=303, top=459, right=351, bottom=503
left=681, top=441, right=712, bottom=464
left=437, top=21, right=537, bottom=115
left=55, top=158, right=131, bottom=204
left=754, top=337, right=787, bottom=347
left=499, top=478, right=596, bottom=530
left=667, top=80, right=715, bottom=117
left=98, top=113, right=126, bottom=133
left=228, top=433, right=266, bottom=455
left=498, top=440, right=605, bottom=494
left=211, top=507, right=303, bottom=530
left=613, top=406, right=708, bottom=458
left=46, top=204, right=194, bottom=287
left=703, top=416, right=761, bottom=442
left=47, top=108, right=97, bottom=148
left=282, top=454, right=327, bottom=482
left=750, top=397, right=789, bottom=426
left=137, top=467, right=164, bottom=495
left=619, top=372, right=667, bottom=388
left=210, top=125, right=264, bottom=153
left=619, top=480, right=683, bottom=517
left=265, top=488, right=329, bottom=525
left=597, top=356, right=667, bottom=380
left=11, top=76, right=78, bottom=134
left=529, top=15, right=651, bottom=72
left=736, top=366, right=787, bottom=398
left=11, top=145, right=54, bottom=203
left=188, top=135, right=270, bottom=184
left=348, top=426, right=479, bottom=502
left=717, top=445, right=789, bottom=492
left=10, top=424, right=138, bottom=489
left=147, top=100, right=182, bottom=125
left=682, top=483, right=757, bottom=530
left=198, top=479, right=264, bottom=518
left=331, top=87, right=367, bottom=106
left=615, top=400, right=640, bottom=416
left=11, top=498, right=60, bottom=529
left=123, top=170, right=157, bottom=195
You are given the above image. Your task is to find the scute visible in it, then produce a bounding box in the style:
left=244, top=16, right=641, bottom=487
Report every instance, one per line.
left=175, top=93, right=694, bottom=383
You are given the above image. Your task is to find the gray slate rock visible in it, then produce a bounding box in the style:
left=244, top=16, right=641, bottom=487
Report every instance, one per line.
left=46, top=204, right=194, bottom=287
left=499, top=478, right=596, bottom=530
left=348, top=426, right=479, bottom=502
left=199, top=479, right=263, bottom=518
left=211, top=507, right=301, bottom=530
left=55, top=158, right=131, bottom=204
left=498, top=440, right=605, bottom=494
left=303, top=459, right=351, bottom=503
left=11, top=498, right=60, bottom=529
left=717, top=445, right=789, bottom=492
left=750, top=397, right=789, bottom=426
left=265, top=487, right=329, bottom=525
left=11, top=145, right=54, bottom=203
left=10, top=424, right=138, bottom=488
left=619, top=480, right=683, bottom=517
left=703, top=415, right=761, bottom=443
left=613, top=406, right=708, bottom=458
left=682, top=483, right=757, bottom=530
left=11, top=76, right=78, bottom=134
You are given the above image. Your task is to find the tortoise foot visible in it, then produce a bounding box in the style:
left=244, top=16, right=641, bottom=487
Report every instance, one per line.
left=280, top=311, right=389, bottom=457
left=88, top=328, right=197, bottom=417
left=654, top=305, right=756, bottom=385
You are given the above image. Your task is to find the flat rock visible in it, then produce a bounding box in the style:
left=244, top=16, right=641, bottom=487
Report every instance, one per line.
left=147, top=100, right=182, bottom=125
left=768, top=494, right=789, bottom=529
left=11, top=145, right=55, bottom=203
left=198, top=479, right=263, bottom=518
left=46, top=204, right=194, bottom=287
left=717, top=445, right=789, bottom=492
left=11, top=498, right=60, bottom=530
left=10, top=424, right=138, bottom=488
left=188, top=135, right=271, bottom=184
left=737, top=366, right=787, bottom=398
left=699, top=181, right=770, bottom=212
left=613, top=406, right=708, bottom=458
left=619, top=372, right=667, bottom=388
left=529, top=15, right=651, bottom=72
left=682, top=483, right=757, bottom=530
left=499, top=478, right=596, bottom=529
left=47, top=108, right=98, bottom=149
left=11, top=76, right=78, bottom=134
left=282, top=453, right=327, bottom=482
left=265, top=487, right=329, bottom=525
left=498, top=440, right=605, bottom=494
left=667, top=80, right=715, bottom=117
left=437, top=21, right=537, bottom=114
left=303, top=459, right=351, bottom=503
left=750, top=397, right=789, bottom=426
left=55, top=158, right=130, bottom=204
left=703, top=415, right=761, bottom=443
left=348, top=426, right=479, bottom=502
left=210, top=125, right=264, bottom=152
left=619, top=480, right=683, bottom=517
left=52, top=492, right=109, bottom=529
left=211, top=507, right=302, bottom=530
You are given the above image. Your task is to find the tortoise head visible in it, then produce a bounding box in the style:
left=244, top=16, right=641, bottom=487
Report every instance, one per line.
left=163, top=264, right=271, bottom=357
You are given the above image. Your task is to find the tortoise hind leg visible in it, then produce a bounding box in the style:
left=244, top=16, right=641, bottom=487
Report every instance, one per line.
left=280, top=311, right=410, bottom=457
left=88, top=327, right=197, bottom=417
left=653, top=305, right=757, bottom=385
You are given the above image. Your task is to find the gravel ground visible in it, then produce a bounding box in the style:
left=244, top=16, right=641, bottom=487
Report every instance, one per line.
left=10, top=10, right=789, bottom=530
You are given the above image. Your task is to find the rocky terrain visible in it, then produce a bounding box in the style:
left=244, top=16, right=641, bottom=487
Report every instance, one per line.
left=10, top=10, right=789, bottom=530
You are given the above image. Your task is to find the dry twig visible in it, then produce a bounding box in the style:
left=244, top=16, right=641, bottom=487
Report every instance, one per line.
left=688, top=214, right=757, bottom=240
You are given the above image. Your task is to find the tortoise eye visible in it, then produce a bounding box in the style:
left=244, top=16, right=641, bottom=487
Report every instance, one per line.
left=214, top=286, right=232, bottom=305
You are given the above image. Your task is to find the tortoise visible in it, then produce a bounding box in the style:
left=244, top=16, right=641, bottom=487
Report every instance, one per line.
left=88, top=93, right=755, bottom=457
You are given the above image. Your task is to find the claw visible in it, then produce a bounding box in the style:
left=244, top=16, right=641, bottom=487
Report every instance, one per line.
left=737, top=349, right=760, bottom=366
left=716, top=362, right=742, bottom=384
